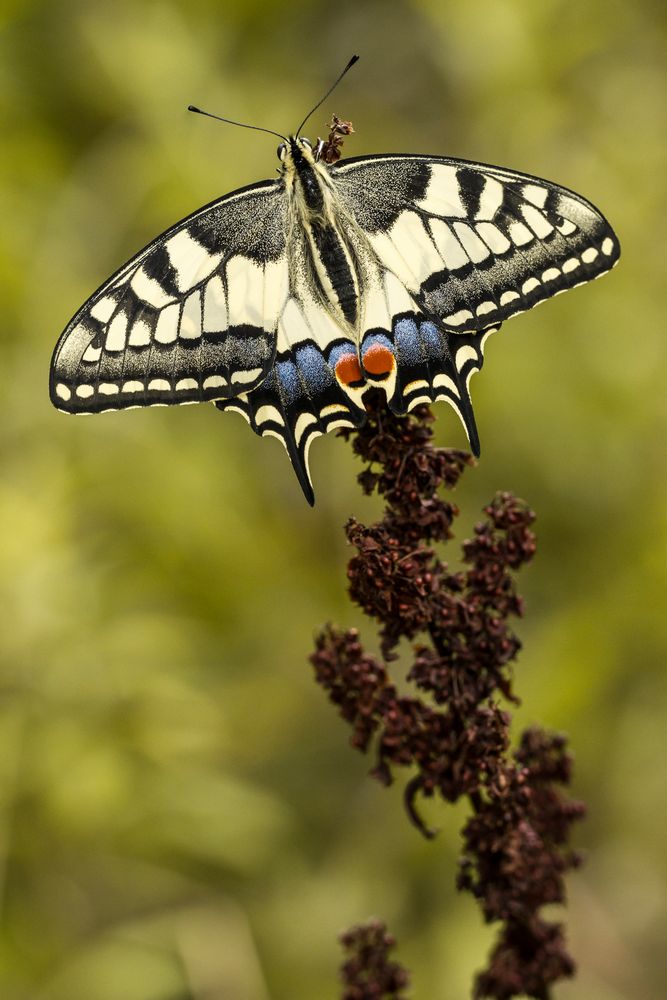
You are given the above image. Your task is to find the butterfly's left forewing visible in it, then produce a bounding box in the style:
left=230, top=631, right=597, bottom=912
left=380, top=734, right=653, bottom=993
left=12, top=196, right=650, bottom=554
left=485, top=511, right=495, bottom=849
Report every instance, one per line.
left=50, top=180, right=290, bottom=412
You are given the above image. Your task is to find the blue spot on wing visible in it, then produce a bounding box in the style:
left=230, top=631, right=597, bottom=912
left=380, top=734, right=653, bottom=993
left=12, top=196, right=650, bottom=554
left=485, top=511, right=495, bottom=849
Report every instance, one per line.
left=361, top=331, right=394, bottom=368
left=363, top=332, right=393, bottom=351
left=395, top=317, right=418, bottom=339
left=393, top=316, right=446, bottom=366
left=276, top=360, right=301, bottom=403
left=394, top=317, right=421, bottom=363
left=419, top=320, right=444, bottom=358
left=295, top=344, right=333, bottom=393
left=327, top=339, right=359, bottom=367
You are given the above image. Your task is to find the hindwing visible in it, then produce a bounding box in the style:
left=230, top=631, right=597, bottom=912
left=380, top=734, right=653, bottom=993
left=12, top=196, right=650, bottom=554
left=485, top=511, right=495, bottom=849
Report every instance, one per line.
left=217, top=243, right=368, bottom=504
left=353, top=265, right=500, bottom=455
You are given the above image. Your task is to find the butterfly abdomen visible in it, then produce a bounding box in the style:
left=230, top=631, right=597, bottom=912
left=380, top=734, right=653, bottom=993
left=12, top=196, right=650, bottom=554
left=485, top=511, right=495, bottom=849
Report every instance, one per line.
left=307, top=220, right=359, bottom=325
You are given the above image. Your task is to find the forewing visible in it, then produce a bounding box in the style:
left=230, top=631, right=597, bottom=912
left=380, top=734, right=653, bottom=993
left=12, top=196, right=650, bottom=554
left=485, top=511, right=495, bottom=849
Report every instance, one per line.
left=333, top=154, right=620, bottom=333
left=50, top=180, right=289, bottom=412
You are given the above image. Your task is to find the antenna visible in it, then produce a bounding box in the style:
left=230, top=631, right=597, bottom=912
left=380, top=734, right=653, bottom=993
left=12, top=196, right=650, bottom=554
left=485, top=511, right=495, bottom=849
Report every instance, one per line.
left=187, top=105, right=287, bottom=143
left=295, top=54, right=359, bottom=137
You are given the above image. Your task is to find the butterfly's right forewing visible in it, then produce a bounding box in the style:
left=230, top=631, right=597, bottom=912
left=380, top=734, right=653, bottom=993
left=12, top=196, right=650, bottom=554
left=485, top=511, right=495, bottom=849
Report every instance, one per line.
left=50, top=180, right=290, bottom=412
left=333, top=154, right=619, bottom=333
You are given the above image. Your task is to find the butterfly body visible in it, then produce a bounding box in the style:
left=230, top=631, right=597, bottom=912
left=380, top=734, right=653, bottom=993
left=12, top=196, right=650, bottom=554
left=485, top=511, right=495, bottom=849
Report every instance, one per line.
left=51, top=128, right=619, bottom=504
left=285, top=137, right=361, bottom=328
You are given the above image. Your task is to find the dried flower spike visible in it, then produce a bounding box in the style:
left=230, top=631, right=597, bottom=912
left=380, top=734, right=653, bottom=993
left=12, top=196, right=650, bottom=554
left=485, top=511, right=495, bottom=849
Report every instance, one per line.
left=313, top=394, right=586, bottom=999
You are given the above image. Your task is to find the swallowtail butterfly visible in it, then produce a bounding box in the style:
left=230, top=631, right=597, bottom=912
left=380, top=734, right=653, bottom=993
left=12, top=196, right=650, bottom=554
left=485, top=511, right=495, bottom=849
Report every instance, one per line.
left=50, top=57, right=620, bottom=504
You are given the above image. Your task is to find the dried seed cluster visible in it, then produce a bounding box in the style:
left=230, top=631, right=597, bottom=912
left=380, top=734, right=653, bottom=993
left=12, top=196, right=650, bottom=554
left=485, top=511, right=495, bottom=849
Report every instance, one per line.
left=339, top=919, right=410, bottom=1000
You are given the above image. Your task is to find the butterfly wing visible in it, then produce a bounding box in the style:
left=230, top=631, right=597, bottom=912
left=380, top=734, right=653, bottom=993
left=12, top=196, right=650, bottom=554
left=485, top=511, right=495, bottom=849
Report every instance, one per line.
left=345, top=260, right=499, bottom=455
left=216, top=236, right=368, bottom=505
left=50, top=179, right=290, bottom=412
left=51, top=149, right=620, bottom=505
left=333, top=153, right=620, bottom=333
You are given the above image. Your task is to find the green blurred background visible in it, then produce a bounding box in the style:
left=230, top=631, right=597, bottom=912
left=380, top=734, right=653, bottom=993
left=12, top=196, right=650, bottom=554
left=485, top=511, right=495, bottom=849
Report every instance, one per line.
left=1, top=0, right=665, bottom=997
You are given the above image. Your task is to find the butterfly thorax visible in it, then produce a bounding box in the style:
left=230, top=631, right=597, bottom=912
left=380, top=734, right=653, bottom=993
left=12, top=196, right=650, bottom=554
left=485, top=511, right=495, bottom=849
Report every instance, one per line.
left=282, top=137, right=360, bottom=326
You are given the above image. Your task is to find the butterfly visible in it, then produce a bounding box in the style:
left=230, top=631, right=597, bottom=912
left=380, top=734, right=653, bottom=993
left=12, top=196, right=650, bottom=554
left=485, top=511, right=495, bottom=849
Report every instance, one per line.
left=50, top=56, right=620, bottom=504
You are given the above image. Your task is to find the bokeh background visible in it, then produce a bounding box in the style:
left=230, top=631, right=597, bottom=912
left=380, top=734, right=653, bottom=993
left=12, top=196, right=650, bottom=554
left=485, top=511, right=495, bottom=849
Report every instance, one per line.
left=1, top=1, right=665, bottom=997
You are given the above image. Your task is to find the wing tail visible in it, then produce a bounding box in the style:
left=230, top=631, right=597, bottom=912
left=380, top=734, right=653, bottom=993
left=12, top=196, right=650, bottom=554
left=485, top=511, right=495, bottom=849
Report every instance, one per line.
left=216, top=329, right=367, bottom=505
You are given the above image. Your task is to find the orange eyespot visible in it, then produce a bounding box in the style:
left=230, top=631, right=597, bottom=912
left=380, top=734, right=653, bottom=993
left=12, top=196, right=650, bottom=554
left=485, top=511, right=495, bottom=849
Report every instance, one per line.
left=335, top=353, right=363, bottom=386
left=362, top=344, right=395, bottom=377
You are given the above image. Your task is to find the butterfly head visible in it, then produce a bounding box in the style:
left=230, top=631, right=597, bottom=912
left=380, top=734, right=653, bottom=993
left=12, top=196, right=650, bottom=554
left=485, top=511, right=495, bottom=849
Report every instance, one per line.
left=277, top=136, right=317, bottom=168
